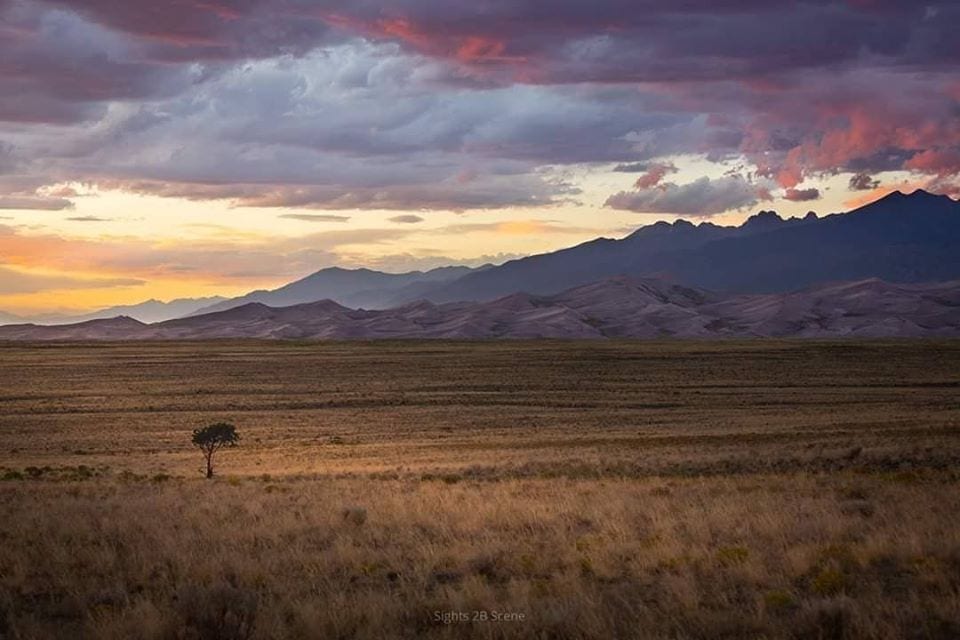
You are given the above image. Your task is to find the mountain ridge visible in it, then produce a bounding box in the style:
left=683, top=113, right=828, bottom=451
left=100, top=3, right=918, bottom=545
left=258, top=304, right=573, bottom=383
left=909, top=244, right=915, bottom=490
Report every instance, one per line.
left=0, top=296, right=228, bottom=326
left=3, top=189, right=957, bottom=326
left=188, top=265, right=482, bottom=316
left=408, top=189, right=960, bottom=303
left=1, top=275, right=957, bottom=341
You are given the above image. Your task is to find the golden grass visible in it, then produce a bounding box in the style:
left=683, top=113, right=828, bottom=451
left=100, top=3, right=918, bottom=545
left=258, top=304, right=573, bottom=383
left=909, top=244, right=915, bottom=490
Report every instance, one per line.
left=1, top=340, right=959, bottom=638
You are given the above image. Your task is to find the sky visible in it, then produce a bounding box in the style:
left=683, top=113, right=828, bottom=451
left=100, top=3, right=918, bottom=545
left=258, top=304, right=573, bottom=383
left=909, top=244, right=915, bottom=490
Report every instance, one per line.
left=0, top=0, right=958, bottom=314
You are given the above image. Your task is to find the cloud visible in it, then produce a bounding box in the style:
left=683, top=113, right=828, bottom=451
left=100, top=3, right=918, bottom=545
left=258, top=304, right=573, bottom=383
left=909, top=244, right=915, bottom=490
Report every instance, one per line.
left=605, top=176, right=761, bottom=216
left=6, top=44, right=617, bottom=211
left=633, top=162, right=678, bottom=189
left=318, top=2, right=960, bottom=84
left=0, top=3, right=207, bottom=124
left=343, top=252, right=519, bottom=273
left=737, top=69, right=960, bottom=188
left=612, top=162, right=655, bottom=173
left=904, top=148, right=960, bottom=178
left=441, top=220, right=601, bottom=235
left=279, top=214, right=351, bottom=223
left=0, top=265, right=143, bottom=295
left=65, top=216, right=112, bottom=222
left=848, top=172, right=880, bottom=191
left=0, top=222, right=416, bottom=283
left=389, top=215, right=424, bottom=224
left=783, top=187, right=821, bottom=202
left=0, top=222, right=521, bottom=288
left=0, top=0, right=958, bottom=217
left=0, top=196, right=74, bottom=210
left=30, top=0, right=956, bottom=90
left=218, top=179, right=575, bottom=211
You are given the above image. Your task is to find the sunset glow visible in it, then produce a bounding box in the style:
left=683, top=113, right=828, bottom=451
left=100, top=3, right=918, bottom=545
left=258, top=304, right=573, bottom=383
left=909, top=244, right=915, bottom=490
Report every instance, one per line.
left=1, top=1, right=958, bottom=314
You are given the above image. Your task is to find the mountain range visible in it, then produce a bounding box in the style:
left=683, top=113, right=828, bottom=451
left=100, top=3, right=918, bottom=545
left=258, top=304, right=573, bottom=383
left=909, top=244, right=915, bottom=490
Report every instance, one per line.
left=1, top=188, right=958, bottom=334
left=0, top=268, right=482, bottom=327
left=187, top=265, right=480, bottom=316
left=134, top=188, right=960, bottom=315
left=43, top=297, right=227, bottom=325
left=414, top=189, right=960, bottom=303
left=0, top=276, right=957, bottom=340
left=0, top=297, right=228, bottom=326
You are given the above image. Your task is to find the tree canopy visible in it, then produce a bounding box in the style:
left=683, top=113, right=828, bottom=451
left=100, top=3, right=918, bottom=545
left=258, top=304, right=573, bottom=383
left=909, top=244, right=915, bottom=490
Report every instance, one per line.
left=192, top=422, right=239, bottom=478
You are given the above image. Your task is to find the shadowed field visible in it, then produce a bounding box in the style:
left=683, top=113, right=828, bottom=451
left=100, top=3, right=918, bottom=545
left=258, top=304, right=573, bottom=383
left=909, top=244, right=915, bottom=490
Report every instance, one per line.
left=1, top=341, right=959, bottom=638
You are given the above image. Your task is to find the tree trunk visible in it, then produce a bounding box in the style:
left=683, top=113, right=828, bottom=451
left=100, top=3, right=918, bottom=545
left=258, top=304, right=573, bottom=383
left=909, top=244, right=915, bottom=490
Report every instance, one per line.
left=205, top=453, right=214, bottom=479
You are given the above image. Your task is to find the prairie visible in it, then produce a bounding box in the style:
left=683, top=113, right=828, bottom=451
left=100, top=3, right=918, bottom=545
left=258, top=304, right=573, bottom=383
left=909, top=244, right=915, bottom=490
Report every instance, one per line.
left=1, top=340, right=959, bottom=639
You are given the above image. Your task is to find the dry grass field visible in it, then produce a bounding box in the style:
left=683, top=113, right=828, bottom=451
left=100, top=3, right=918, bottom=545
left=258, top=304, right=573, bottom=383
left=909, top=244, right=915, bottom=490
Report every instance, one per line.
left=1, top=340, right=959, bottom=639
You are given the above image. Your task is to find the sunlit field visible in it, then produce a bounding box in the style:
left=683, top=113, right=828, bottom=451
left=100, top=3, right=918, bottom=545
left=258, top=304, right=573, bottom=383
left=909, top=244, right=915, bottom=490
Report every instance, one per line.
left=1, top=341, right=959, bottom=639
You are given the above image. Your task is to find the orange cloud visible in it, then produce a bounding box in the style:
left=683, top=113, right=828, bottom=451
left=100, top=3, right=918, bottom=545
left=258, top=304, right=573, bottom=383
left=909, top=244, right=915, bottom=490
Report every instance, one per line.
left=633, top=163, right=678, bottom=189
left=456, top=36, right=507, bottom=62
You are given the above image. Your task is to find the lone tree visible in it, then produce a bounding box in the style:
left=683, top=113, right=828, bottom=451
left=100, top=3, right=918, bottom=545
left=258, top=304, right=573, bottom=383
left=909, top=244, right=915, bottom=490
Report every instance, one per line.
left=192, top=422, right=240, bottom=479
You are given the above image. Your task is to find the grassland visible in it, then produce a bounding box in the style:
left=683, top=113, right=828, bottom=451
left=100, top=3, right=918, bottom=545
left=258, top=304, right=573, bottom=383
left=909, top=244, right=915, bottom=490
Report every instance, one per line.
left=1, top=340, right=959, bottom=639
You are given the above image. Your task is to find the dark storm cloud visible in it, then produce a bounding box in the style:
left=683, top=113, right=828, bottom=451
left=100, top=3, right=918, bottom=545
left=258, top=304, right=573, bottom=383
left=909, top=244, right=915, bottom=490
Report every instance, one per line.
left=612, top=163, right=655, bottom=173
left=848, top=173, right=880, bottom=191
left=1, top=45, right=630, bottom=210
left=0, top=0, right=958, bottom=211
left=316, top=1, right=959, bottom=82
left=11, top=1, right=956, bottom=119
left=39, top=0, right=334, bottom=61
left=784, top=188, right=821, bottom=202
left=0, top=2, right=207, bottom=123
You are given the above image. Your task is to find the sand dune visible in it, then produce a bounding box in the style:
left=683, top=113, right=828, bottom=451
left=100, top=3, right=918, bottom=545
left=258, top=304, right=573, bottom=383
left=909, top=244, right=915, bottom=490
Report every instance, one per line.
left=1, top=276, right=958, bottom=341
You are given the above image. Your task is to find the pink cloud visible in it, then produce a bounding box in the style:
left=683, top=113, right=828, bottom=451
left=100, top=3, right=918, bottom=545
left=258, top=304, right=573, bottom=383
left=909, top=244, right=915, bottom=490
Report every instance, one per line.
left=633, top=163, right=678, bottom=189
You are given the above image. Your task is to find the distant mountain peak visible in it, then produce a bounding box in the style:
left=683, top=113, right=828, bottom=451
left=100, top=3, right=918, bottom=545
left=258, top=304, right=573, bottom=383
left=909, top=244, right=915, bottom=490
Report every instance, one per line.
left=881, top=188, right=952, bottom=203
left=743, top=210, right=784, bottom=228
left=861, top=188, right=959, bottom=214
left=90, top=315, right=147, bottom=328
left=300, top=299, right=350, bottom=312
left=911, top=188, right=957, bottom=203
left=187, top=263, right=480, bottom=317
